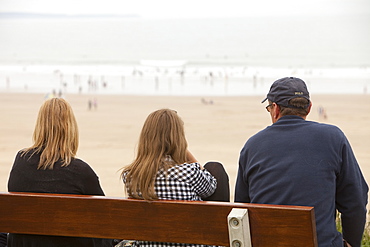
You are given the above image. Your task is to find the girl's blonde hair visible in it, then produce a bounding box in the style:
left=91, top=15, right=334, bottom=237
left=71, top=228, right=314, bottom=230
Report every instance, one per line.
left=23, top=98, right=79, bottom=170
left=122, top=109, right=188, bottom=200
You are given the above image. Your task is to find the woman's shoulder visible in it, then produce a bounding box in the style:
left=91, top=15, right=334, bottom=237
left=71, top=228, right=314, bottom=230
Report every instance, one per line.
left=16, top=148, right=36, bottom=157
left=166, top=162, right=202, bottom=178
left=70, top=158, right=92, bottom=168
left=173, top=162, right=201, bottom=171
left=13, top=148, right=39, bottom=165
left=68, top=158, right=97, bottom=173
left=71, top=157, right=88, bottom=165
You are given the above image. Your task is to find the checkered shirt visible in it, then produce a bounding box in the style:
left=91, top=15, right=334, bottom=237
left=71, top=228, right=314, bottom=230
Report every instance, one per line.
left=123, top=162, right=217, bottom=247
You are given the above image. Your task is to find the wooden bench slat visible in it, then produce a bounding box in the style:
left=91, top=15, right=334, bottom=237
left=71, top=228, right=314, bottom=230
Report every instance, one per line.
left=0, top=192, right=317, bottom=246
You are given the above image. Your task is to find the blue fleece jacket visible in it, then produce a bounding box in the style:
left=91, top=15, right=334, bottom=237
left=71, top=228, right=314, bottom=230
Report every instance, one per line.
left=235, top=115, right=368, bottom=247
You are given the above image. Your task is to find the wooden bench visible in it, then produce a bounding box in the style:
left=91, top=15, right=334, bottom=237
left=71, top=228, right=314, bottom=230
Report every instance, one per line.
left=0, top=192, right=317, bottom=246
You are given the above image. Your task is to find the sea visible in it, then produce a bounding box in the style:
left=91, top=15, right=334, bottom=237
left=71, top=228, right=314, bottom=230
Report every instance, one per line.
left=0, top=14, right=369, bottom=96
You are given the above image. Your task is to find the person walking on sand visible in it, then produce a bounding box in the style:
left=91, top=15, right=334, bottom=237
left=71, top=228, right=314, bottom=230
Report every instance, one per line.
left=234, top=77, right=368, bottom=247
left=120, top=108, right=229, bottom=247
left=7, top=98, right=113, bottom=247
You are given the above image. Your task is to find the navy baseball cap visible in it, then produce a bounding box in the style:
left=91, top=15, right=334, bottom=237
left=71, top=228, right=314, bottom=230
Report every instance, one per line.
left=261, top=77, right=310, bottom=108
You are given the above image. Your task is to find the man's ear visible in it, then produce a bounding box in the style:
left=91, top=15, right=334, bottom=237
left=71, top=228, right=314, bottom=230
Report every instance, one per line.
left=272, top=103, right=280, bottom=122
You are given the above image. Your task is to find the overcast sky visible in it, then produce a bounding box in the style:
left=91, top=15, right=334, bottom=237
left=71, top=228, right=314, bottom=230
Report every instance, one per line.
left=0, top=0, right=369, bottom=18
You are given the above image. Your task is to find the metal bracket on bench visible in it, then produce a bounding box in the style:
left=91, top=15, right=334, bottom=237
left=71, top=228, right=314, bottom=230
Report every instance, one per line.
left=227, top=208, right=252, bottom=247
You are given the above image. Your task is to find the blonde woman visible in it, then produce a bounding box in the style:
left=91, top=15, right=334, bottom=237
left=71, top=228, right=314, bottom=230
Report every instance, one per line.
left=120, top=108, right=229, bottom=247
left=7, top=98, right=112, bottom=247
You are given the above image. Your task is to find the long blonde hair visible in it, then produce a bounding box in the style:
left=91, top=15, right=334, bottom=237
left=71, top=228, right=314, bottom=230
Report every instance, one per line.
left=122, top=109, right=188, bottom=200
left=22, top=98, right=79, bottom=170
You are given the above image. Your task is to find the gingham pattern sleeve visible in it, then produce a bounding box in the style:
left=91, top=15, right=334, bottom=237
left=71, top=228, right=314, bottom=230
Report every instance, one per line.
left=180, top=162, right=217, bottom=198
left=155, top=162, right=217, bottom=201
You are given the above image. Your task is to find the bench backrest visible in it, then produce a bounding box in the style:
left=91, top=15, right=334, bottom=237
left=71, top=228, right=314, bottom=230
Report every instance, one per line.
left=0, top=192, right=317, bottom=246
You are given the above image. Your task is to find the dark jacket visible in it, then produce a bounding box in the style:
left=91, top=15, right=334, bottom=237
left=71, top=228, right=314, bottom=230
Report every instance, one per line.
left=7, top=150, right=113, bottom=247
left=235, top=116, right=368, bottom=247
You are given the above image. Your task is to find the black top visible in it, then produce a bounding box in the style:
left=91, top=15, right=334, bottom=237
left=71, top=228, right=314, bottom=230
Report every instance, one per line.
left=7, top=150, right=112, bottom=247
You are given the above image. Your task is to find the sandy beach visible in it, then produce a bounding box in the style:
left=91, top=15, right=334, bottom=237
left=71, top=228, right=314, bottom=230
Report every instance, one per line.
left=1, top=92, right=369, bottom=203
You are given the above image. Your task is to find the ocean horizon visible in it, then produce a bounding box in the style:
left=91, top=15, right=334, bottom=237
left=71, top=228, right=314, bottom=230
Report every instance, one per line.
left=0, top=15, right=369, bottom=96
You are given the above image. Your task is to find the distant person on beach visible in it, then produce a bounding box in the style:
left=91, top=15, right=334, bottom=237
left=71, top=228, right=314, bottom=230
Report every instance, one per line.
left=93, top=98, right=98, bottom=110
left=120, top=108, right=229, bottom=247
left=7, top=98, right=113, bottom=247
left=234, top=77, right=368, bottom=247
left=318, top=105, right=327, bottom=120
left=201, top=98, right=214, bottom=105
left=88, top=99, right=92, bottom=110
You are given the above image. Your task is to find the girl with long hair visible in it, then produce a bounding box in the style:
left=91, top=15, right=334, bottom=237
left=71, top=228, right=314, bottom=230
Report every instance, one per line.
left=120, top=108, right=229, bottom=247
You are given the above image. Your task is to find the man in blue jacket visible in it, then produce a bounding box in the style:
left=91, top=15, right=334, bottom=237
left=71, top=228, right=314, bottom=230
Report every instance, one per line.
left=235, top=77, right=368, bottom=247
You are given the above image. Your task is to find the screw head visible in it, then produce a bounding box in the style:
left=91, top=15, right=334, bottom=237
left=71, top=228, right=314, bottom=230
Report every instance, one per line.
left=232, top=240, right=242, bottom=247
left=230, top=217, right=239, bottom=227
